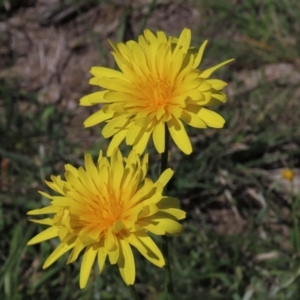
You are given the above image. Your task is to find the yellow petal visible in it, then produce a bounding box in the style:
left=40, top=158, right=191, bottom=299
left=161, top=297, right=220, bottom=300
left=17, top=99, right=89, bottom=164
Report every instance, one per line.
left=117, top=42, right=135, bottom=61
left=160, top=208, right=186, bottom=220
left=43, top=242, right=75, bottom=269
left=105, top=231, right=117, bottom=253
left=172, top=28, right=191, bottom=58
left=67, top=240, right=85, bottom=264
left=47, top=176, right=65, bottom=194
left=51, top=196, right=78, bottom=207
left=138, top=203, right=159, bottom=218
left=30, top=218, right=53, bottom=226
left=104, top=91, right=135, bottom=102
left=83, top=109, right=114, bottom=128
left=38, top=191, right=53, bottom=200
left=65, top=163, right=79, bottom=176
left=141, top=153, right=149, bottom=179
left=89, top=77, right=132, bottom=95
left=211, top=92, right=226, bottom=103
left=204, top=98, right=226, bottom=106
left=132, top=124, right=154, bottom=155
left=156, top=196, right=186, bottom=219
left=156, top=44, right=168, bottom=78
left=158, top=218, right=183, bottom=236
left=126, top=122, right=142, bottom=145
left=118, top=239, right=135, bottom=285
left=131, top=44, right=148, bottom=74
left=197, top=81, right=212, bottom=92
left=138, top=221, right=165, bottom=235
left=128, top=179, right=153, bottom=206
left=157, top=196, right=180, bottom=209
left=78, top=223, right=101, bottom=245
left=186, top=89, right=203, bottom=100
left=156, top=30, right=168, bottom=43
left=84, top=153, right=100, bottom=186
left=193, top=40, right=208, bottom=68
left=176, top=78, right=201, bottom=93
left=27, top=206, right=60, bottom=215
left=80, top=245, right=98, bottom=289
left=145, top=214, right=183, bottom=236
left=27, top=226, right=58, bottom=245
left=107, top=130, right=127, bottom=156
left=102, top=116, right=129, bottom=138
left=174, top=54, right=195, bottom=86
left=157, top=168, right=174, bottom=186
left=79, top=91, right=109, bottom=106
left=90, top=67, right=126, bottom=80
left=181, top=109, right=207, bottom=128
left=170, top=50, right=184, bottom=81
left=152, top=121, right=165, bottom=153
left=104, top=237, right=121, bottom=265
left=197, top=107, right=225, bottom=128
left=97, top=238, right=108, bottom=273
left=111, top=151, right=124, bottom=192
left=205, top=79, right=228, bottom=90
left=167, top=118, right=192, bottom=154
left=200, top=59, right=234, bottom=78
left=144, top=29, right=158, bottom=45
left=128, top=232, right=164, bottom=267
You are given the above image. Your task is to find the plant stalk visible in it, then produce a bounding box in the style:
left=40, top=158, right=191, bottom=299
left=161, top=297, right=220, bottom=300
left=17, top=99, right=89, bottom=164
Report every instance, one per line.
left=160, top=125, right=174, bottom=299
left=128, top=285, right=141, bottom=300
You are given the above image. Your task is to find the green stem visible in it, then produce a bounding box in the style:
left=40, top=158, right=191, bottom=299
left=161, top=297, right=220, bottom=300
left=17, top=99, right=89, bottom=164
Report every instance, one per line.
left=292, top=190, right=300, bottom=253
left=160, top=125, right=170, bottom=176
left=162, top=236, right=174, bottom=298
left=139, top=0, right=157, bottom=34
left=128, top=285, right=141, bottom=300
left=160, top=126, right=174, bottom=299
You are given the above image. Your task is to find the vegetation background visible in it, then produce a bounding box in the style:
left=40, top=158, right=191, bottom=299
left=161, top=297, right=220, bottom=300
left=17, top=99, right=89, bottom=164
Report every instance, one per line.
left=1, top=0, right=300, bottom=299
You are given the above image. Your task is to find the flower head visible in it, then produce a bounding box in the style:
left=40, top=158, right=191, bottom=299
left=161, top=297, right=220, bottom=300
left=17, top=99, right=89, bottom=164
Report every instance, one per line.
left=282, top=168, right=295, bottom=182
left=27, top=149, right=185, bottom=288
left=80, top=28, right=233, bottom=155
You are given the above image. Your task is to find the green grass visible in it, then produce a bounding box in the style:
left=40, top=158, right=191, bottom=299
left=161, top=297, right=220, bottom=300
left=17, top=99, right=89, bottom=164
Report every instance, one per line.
left=1, top=0, right=300, bottom=299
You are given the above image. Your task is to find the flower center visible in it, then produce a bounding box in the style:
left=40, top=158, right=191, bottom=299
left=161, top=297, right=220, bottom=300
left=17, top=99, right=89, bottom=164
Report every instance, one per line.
left=55, top=188, right=125, bottom=237
left=140, top=75, right=173, bottom=108
left=88, top=188, right=124, bottom=230
left=100, top=191, right=123, bottom=227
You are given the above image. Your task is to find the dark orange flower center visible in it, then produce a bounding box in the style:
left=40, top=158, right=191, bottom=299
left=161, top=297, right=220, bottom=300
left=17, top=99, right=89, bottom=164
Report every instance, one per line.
left=139, top=75, right=173, bottom=108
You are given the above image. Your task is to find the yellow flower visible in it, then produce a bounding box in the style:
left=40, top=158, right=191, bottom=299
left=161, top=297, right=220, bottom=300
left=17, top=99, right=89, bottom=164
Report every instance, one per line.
left=80, top=28, right=233, bottom=155
left=27, top=149, right=185, bottom=288
left=282, top=168, right=295, bottom=182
